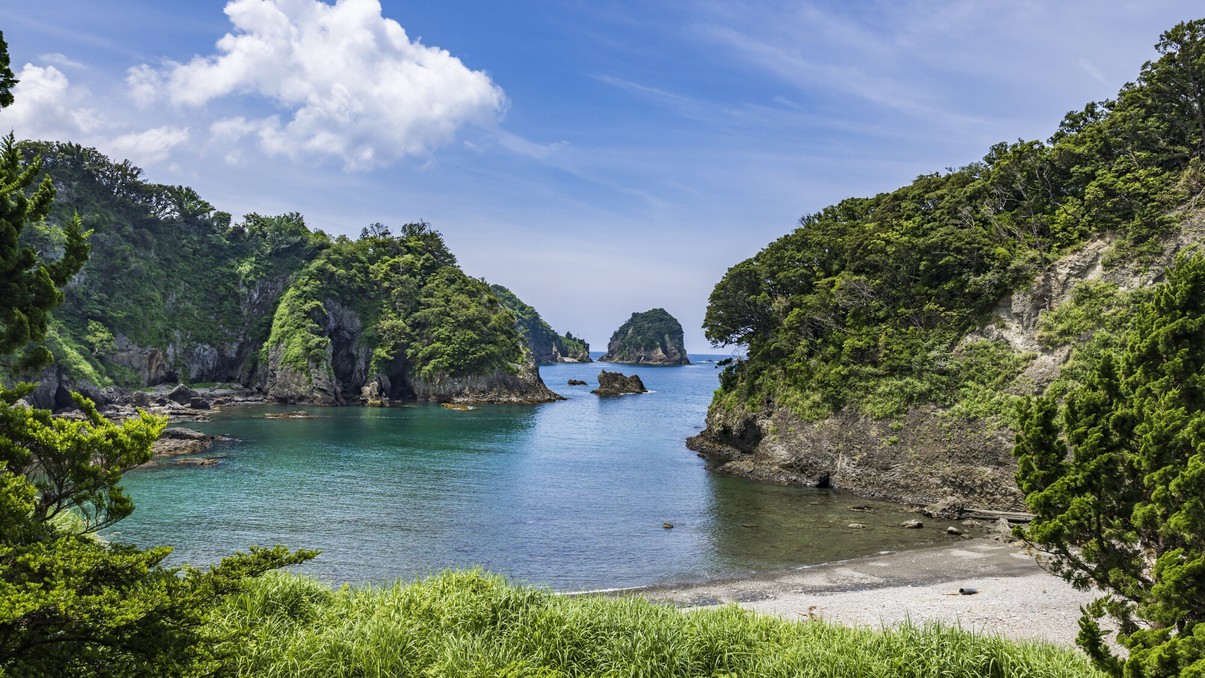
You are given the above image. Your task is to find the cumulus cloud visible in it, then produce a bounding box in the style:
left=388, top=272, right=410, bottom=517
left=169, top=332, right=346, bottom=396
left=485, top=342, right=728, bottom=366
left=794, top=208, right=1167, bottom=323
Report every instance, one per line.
left=107, top=126, right=191, bottom=165
left=0, top=63, right=104, bottom=139
left=133, top=0, right=507, bottom=169
left=0, top=62, right=188, bottom=168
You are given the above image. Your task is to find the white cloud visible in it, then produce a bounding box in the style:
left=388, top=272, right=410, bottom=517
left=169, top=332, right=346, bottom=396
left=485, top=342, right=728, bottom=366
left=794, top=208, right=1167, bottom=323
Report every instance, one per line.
left=0, top=63, right=103, bottom=139
left=0, top=62, right=188, bottom=168
left=107, top=126, right=191, bottom=166
left=135, top=0, right=507, bottom=169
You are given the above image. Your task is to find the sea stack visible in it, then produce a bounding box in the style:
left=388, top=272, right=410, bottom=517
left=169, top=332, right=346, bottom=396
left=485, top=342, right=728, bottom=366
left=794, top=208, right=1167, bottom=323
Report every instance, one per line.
left=599, top=308, right=690, bottom=365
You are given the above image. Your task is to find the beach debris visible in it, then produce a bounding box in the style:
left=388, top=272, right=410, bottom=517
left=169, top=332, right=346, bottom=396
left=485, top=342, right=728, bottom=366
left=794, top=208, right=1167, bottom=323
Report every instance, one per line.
left=958, top=587, right=978, bottom=595
left=662, top=522, right=674, bottom=529
left=847, top=523, right=866, bottom=529
left=849, top=505, right=872, bottom=512
left=441, top=403, right=474, bottom=411
left=901, top=519, right=924, bottom=529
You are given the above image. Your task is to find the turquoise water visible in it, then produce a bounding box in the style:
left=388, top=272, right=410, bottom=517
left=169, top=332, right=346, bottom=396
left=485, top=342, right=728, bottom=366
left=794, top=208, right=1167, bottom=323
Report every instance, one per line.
left=112, top=355, right=958, bottom=590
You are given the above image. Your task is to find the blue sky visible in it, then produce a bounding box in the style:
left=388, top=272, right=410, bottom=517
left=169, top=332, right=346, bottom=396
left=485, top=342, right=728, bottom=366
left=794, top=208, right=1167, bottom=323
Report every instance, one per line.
left=0, top=1, right=1201, bottom=352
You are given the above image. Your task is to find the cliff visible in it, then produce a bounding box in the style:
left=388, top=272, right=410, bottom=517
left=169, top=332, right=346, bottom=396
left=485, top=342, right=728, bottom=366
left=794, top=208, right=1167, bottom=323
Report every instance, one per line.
left=488, top=285, right=591, bottom=363
left=6, top=144, right=560, bottom=408
left=599, top=309, right=689, bottom=366
left=262, top=224, right=560, bottom=405
left=691, top=30, right=1205, bottom=512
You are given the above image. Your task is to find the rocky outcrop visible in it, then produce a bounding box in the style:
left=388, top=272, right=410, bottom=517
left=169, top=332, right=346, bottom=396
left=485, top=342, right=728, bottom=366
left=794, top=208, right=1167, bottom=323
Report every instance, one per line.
left=687, top=405, right=1023, bottom=510
left=151, top=427, right=218, bottom=457
left=591, top=370, right=648, bottom=396
left=690, top=215, right=1205, bottom=511
left=411, top=362, right=563, bottom=404
left=599, top=309, right=690, bottom=366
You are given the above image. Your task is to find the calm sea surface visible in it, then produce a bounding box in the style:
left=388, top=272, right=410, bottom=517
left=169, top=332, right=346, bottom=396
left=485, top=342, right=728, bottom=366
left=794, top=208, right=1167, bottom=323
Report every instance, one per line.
left=111, top=354, right=959, bottom=590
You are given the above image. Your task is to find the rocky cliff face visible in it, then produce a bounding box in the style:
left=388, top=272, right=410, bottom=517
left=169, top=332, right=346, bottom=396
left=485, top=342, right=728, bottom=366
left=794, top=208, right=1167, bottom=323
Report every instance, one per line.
left=599, top=308, right=690, bottom=366
left=690, top=216, right=1205, bottom=512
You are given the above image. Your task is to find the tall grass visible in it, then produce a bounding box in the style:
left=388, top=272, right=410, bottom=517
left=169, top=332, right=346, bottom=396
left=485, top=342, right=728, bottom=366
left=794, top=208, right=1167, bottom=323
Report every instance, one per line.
left=207, top=570, right=1103, bottom=677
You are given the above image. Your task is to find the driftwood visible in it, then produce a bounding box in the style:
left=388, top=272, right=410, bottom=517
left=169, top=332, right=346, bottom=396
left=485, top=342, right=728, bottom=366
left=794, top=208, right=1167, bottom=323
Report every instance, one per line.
left=960, top=509, right=1034, bottom=523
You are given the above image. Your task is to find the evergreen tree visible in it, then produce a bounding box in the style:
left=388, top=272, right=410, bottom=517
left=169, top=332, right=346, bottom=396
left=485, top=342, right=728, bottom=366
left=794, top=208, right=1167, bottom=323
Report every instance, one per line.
left=1015, top=252, right=1205, bottom=677
left=0, top=35, right=314, bottom=675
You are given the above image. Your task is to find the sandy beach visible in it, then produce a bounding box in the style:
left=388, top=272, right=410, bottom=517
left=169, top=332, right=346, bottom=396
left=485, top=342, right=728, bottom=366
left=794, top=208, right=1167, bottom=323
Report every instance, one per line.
left=636, top=539, right=1100, bottom=648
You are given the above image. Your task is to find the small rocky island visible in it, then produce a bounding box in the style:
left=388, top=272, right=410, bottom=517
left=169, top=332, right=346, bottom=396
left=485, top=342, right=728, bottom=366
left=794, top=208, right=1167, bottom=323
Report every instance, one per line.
left=599, top=308, right=690, bottom=366
left=592, top=370, right=648, bottom=396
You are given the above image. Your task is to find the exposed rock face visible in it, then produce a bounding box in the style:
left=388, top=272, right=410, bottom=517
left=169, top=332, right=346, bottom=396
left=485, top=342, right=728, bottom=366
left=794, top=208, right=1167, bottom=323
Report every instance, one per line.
left=690, top=218, right=1205, bottom=511
left=688, top=405, right=1023, bottom=510
left=411, top=362, right=563, bottom=404
left=592, top=370, right=648, bottom=396
left=599, top=308, right=690, bottom=366
left=264, top=298, right=562, bottom=406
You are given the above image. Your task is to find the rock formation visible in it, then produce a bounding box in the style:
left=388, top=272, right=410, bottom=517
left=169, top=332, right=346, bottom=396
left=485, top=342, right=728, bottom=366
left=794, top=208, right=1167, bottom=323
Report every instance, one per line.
left=591, top=370, right=648, bottom=396
left=599, top=309, right=689, bottom=366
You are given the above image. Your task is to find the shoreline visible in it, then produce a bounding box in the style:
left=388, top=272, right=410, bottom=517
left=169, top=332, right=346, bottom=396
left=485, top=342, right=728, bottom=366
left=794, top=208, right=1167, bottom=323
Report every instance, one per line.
left=621, top=538, right=1099, bottom=648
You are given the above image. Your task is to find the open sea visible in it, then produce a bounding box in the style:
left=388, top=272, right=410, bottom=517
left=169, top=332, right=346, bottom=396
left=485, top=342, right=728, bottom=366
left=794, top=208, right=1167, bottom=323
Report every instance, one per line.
left=111, top=354, right=958, bottom=590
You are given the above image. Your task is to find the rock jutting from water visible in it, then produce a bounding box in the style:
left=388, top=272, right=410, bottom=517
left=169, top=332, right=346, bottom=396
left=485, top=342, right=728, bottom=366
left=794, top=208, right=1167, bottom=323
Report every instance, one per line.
left=592, top=370, right=648, bottom=396
left=599, top=308, right=690, bottom=366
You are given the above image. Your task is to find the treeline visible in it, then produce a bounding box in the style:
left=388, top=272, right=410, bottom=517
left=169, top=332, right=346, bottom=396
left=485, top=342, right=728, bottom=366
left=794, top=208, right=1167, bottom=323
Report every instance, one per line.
left=704, top=20, right=1205, bottom=421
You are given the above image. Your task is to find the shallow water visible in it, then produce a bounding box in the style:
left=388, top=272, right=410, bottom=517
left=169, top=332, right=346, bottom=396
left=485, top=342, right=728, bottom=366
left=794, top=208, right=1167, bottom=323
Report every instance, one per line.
left=111, top=355, right=959, bottom=590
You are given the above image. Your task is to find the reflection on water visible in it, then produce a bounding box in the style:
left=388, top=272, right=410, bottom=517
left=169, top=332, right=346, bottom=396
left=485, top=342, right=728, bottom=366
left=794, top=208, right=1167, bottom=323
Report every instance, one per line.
left=112, top=357, right=957, bottom=590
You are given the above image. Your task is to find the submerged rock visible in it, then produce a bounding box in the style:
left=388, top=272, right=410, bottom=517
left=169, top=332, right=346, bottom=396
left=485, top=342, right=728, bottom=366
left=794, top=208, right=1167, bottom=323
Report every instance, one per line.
left=591, top=370, right=648, bottom=396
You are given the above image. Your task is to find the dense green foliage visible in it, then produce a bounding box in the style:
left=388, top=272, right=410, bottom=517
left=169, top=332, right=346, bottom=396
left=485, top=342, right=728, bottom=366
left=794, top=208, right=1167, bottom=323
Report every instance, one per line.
left=0, top=388, right=314, bottom=675
left=704, top=19, right=1205, bottom=421
left=0, top=136, right=89, bottom=373
left=208, top=569, right=1101, bottom=677
left=265, top=222, right=527, bottom=394
left=0, top=50, right=314, bottom=674
left=1015, top=252, right=1205, bottom=677
left=490, top=284, right=589, bottom=362
left=14, top=141, right=331, bottom=386
left=0, top=32, right=15, bottom=110
left=601, top=308, right=688, bottom=364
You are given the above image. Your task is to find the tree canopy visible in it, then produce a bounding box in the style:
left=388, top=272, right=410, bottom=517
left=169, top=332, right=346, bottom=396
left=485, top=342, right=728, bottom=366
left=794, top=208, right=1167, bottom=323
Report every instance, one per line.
left=1015, top=251, right=1205, bottom=676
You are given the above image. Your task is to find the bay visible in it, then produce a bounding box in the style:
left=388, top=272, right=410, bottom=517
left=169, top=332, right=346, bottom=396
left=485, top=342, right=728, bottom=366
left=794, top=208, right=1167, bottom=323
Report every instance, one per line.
left=111, top=354, right=959, bottom=591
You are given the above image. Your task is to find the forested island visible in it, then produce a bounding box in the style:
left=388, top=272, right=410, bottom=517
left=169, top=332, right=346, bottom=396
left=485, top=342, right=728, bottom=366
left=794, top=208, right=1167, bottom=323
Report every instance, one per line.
left=599, top=308, right=690, bottom=365
left=3, top=16, right=1205, bottom=678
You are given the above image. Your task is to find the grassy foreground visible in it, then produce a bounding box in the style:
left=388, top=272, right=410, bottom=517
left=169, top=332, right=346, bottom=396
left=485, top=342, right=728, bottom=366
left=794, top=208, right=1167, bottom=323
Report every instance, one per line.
left=207, top=570, right=1103, bottom=677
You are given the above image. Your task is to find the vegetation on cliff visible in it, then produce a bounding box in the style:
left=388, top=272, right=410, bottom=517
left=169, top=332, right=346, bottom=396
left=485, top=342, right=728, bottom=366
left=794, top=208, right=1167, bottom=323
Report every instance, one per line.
left=600, top=308, right=690, bottom=365
left=1015, top=251, right=1205, bottom=676
left=14, top=140, right=330, bottom=389
left=264, top=222, right=551, bottom=403
left=490, top=284, right=591, bottom=362
left=703, top=19, right=1205, bottom=424
left=2, top=141, right=566, bottom=403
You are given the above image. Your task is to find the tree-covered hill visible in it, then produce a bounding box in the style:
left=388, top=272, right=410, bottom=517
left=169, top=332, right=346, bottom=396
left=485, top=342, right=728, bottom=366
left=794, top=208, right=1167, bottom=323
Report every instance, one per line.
left=600, top=308, right=690, bottom=365
left=489, top=284, right=590, bottom=363
left=6, top=143, right=559, bottom=406
left=691, top=19, right=1205, bottom=510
